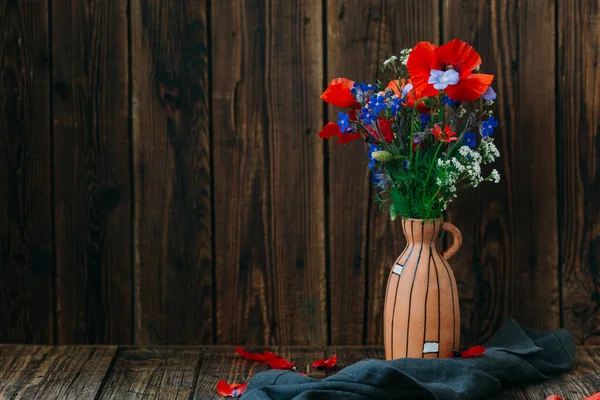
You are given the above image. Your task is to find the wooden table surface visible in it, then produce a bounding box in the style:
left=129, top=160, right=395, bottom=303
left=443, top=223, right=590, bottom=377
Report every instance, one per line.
left=0, top=345, right=597, bottom=399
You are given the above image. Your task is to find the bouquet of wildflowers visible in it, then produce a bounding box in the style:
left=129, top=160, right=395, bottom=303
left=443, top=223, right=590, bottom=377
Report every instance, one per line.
left=319, top=40, right=501, bottom=220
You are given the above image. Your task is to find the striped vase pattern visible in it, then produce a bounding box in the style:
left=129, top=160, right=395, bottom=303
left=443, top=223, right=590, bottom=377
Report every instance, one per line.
left=384, top=218, right=462, bottom=360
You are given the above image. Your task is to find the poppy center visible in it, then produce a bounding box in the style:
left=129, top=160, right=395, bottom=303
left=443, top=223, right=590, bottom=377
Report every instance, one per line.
left=443, top=64, right=458, bottom=72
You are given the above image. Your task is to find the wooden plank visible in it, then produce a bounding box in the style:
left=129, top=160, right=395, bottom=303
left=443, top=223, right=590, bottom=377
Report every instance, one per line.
left=52, top=0, right=132, bottom=343
left=0, top=0, right=53, bottom=343
left=0, top=346, right=116, bottom=399
left=444, top=0, right=559, bottom=345
left=558, top=0, right=600, bottom=345
left=99, top=347, right=202, bottom=399
left=325, top=0, right=377, bottom=345
left=500, top=347, right=600, bottom=399
left=130, top=0, right=213, bottom=344
left=193, top=346, right=325, bottom=398
left=358, top=1, right=441, bottom=346
left=211, top=0, right=326, bottom=345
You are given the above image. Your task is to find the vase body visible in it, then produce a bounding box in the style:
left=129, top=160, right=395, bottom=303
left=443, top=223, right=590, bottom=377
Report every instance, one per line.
left=383, top=218, right=461, bottom=360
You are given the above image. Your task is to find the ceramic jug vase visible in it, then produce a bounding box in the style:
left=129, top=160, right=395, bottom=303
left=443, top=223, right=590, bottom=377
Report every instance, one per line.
left=384, top=218, right=462, bottom=359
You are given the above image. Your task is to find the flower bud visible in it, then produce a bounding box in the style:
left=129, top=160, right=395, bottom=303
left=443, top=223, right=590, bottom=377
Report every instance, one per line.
left=372, top=151, right=394, bottom=162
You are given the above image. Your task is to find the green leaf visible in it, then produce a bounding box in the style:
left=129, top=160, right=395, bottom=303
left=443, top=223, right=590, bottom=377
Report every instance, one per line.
left=391, top=186, right=411, bottom=217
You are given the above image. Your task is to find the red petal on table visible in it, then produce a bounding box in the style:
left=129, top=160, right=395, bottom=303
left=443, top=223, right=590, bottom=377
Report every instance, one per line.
left=217, top=380, right=248, bottom=398
left=264, top=350, right=296, bottom=370
left=235, top=347, right=266, bottom=362
left=545, top=396, right=563, bottom=400
left=450, top=345, right=485, bottom=358
left=584, top=393, right=600, bottom=400
left=460, top=345, right=485, bottom=358
left=312, top=354, right=337, bottom=369
left=297, top=371, right=308, bottom=376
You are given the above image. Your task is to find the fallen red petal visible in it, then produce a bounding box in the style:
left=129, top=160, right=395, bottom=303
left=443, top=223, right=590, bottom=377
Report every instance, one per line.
left=264, top=350, right=296, bottom=370
left=460, top=345, right=485, bottom=358
left=235, top=347, right=266, bottom=363
left=217, top=380, right=248, bottom=398
left=584, top=393, right=600, bottom=400
left=217, top=380, right=233, bottom=396
left=297, top=371, right=308, bottom=376
left=450, top=345, right=485, bottom=358
left=312, top=354, right=337, bottom=369
left=545, top=395, right=563, bottom=400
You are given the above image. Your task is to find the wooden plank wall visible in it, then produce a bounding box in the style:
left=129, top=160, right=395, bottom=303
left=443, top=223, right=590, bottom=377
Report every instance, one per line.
left=0, top=0, right=598, bottom=346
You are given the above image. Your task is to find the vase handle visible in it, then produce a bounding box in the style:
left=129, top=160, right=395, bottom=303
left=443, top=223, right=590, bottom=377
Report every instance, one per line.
left=442, top=221, right=462, bottom=260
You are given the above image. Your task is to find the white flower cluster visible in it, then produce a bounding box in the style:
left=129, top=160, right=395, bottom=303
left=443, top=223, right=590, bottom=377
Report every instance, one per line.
left=434, top=142, right=501, bottom=210
left=383, top=55, right=398, bottom=67
left=399, top=48, right=412, bottom=66
left=479, top=138, right=500, bottom=164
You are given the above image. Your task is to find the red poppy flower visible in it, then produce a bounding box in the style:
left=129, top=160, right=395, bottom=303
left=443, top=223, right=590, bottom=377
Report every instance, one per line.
left=318, top=122, right=362, bottom=145
left=216, top=380, right=248, bottom=398
left=407, top=39, right=494, bottom=102
left=431, top=123, right=458, bottom=143
left=585, top=394, right=600, bottom=400
left=312, top=354, right=337, bottom=369
left=318, top=78, right=363, bottom=145
left=366, top=119, right=394, bottom=143
left=320, top=78, right=357, bottom=108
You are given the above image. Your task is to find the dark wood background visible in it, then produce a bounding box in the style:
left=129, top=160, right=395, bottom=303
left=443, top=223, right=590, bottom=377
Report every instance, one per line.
left=1, top=0, right=598, bottom=346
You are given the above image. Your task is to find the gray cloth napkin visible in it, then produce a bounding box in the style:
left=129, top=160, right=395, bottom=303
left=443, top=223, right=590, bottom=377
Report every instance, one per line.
left=241, top=318, right=576, bottom=400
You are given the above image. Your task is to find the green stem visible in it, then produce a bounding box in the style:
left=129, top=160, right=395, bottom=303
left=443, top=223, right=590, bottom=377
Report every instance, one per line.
left=423, top=142, right=442, bottom=191
left=428, top=184, right=443, bottom=203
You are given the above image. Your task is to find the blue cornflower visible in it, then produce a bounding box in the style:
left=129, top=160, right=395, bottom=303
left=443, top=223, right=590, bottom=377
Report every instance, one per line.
left=359, top=107, right=376, bottom=124
left=351, top=82, right=369, bottom=103
left=371, top=169, right=390, bottom=189
left=463, top=132, right=477, bottom=148
left=441, top=96, right=460, bottom=107
left=481, top=116, right=499, bottom=137
left=419, top=113, right=431, bottom=129
left=359, top=82, right=375, bottom=92
left=389, top=97, right=401, bottom=116
left=368, top=94, right=387, bottom=114
left=337, top=112, right=350, bottom=132
left=402, top=159, right=410, bottom=170
left=367, top=144, right=379, bottom=169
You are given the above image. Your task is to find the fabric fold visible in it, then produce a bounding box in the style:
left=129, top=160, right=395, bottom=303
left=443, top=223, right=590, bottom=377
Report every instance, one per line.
left=241, top=318, right=575, bottom=400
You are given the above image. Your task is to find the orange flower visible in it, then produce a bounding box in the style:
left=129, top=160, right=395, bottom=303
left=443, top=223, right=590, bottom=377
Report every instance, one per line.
left=386, top=79, right=431, bottom=114
left=431, top=123, right=458, bottom=142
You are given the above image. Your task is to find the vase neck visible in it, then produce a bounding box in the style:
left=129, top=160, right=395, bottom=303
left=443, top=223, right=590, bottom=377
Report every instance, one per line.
left=401, top=218, right=442, bottom=245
